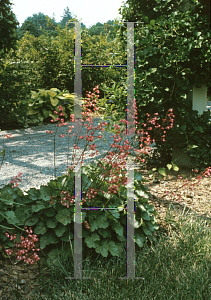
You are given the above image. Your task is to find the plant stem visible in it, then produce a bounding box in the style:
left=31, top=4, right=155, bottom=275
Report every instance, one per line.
left=54, top=135, right=56, bottom=179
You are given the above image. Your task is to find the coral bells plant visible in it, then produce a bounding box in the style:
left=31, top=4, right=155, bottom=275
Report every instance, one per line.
left=9, top=172, right=23, bottom=188
left=5, top=227, right=40, bottom=264
left=131, top=109, right=175, bottom=164
left=44, top=85, right=175, bottom=211
left=1, top=84, right=210, bottom=260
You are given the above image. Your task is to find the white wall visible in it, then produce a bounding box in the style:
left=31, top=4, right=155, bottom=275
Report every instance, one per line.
left=192, top=84, right=207, bottom=116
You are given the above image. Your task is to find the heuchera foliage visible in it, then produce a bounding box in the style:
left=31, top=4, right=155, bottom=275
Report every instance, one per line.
left=0, top=90, right=165, bottom=264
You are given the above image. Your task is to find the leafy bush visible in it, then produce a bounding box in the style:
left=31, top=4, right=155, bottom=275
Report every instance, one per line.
left=6, top=25, right=126, bottom=101
left=0, top=165, right=159, bottom=266
left=8, top=29, right=75, bottom=94
left=24, top=88, right=79, bottom=127
left=0, top=53, right=31, bottom=130
left=117, top=0, right=211, bottom=171
left=0, top=21, right=127, bottom=130
left=99, top=79, right=127, bottom=113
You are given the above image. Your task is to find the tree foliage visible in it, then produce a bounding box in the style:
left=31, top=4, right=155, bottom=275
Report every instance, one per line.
left=0, top=20, right=127, bottom=130
left=16, top=8, right=87, bottom=39
left=59, top=7, right=74, bottom=29
left=117, top=0, right=211, bottom=170
left=59, top=6, right=86, bottom=30
left=87, top=19, right=121, bottom=42
left=0, top=0, right=19, bottom=56
left=16, top=12, right=58, bottom=39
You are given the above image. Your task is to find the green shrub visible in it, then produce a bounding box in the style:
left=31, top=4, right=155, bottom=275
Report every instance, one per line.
left=5, top=26, right=126, bottom=101
left=24, top=88, right=78, bottom=126
left=117, top=0, right=211, bottom=171
left=0, top=53, right=31, bottom=130
left=0, top=165, right=158, bottom=266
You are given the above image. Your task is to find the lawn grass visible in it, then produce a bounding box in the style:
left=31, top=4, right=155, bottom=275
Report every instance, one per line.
left=23, top=206, right=211, bottom=300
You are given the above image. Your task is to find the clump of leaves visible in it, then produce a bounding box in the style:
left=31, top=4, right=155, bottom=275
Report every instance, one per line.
left=0, top=164, right=159, bottom=266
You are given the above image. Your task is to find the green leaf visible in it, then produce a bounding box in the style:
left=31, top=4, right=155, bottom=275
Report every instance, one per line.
left=180, top=125, right=186, bottom=131
left=5, top=211, right=20, bottom=224
left=134, top=170, right=142, bottom=181
left=148, top=204, right=155, bottom=212
left=85, top=235, right=96, bottom=248
left=54, top=223, right=67, bottom=237
left=167, top=164, right=172, bottom=170
left=196, top=126, right=203, bottom=132
left=50, top=97, right=59, bottom=106
left=144, top=16, right=149, bottom=23
left=98, top=228, right=112, bottom=238
left=26, top=217, right=39, bottom=226
left=158, top=168, right=166, bottom=176
left=0, top=149, right=5, bottom=156
left=141, top=211, right=151, bottom=221
left=48, top=112, right=57, bottom=121
left=56, top=209, right=72, bottom=226
left=50, top=88, right=61, bottom=93
left=31, top=201, right=49, bottom=212
left=34, top=222, right=47, bottom=235
left=116, top=234, right=126, bottom=242
left=137, top=203, right=146, bottom=212
left=195, top=31, right=201, bottom=37
left=173, top=164, right=179, bottom=171
left=134, top=219, right=141, bottom=228
left=46, top=218, right=57, bottom=228
left=42, top=109, right=49, bottom=118
left=108, top=240, right=119, bottom=256
left=48, top=91, right=57, bottom=98
left=27, top=188, right=40, bottom=201
left=145, top=221, right=159, bottom=232
left=27, top=107, right=39, bottom=115
left=135, top=232, right=146, bottom=248
left=95, top=240, right=109, bottom=257
left=42, top=208, right=55, bottom=217
left=90, top=219, right=98, bottom=232
left=113, top=222, right=124, bottom=236
left=14, top=207, right=32, bottom=224
left=158, top=175, right=163, bottom=181
left=39, top=232, right=60, bottom=249
left=190, top=145, right=198, bottom=149
left=81, top=172, right=92, bottom=189
left=142, top=227, right=152, bottom=236
left=105, top=209, right=120, bottom=220
left=91, top=232, right=100, bottom=241
left=96, top=214, right=109, bottom=229
left=135, top=189, right=149, bottom=199
left=150, top=19, right=156, bottom=26
left=0, top=190, right=17, bottom=205
left=40, top=186, right=52, bottom=201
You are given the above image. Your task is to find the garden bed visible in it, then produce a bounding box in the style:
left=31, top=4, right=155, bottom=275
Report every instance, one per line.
left=0, top=110, right=210, bottom=299
left=0, top=165, right=210, bottom=300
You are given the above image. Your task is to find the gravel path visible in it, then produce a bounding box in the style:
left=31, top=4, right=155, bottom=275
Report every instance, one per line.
left=0, top=117, right=141, bottom=194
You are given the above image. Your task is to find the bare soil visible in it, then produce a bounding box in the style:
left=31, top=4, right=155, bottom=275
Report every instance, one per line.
left=142, top=168, right=211, bottom=229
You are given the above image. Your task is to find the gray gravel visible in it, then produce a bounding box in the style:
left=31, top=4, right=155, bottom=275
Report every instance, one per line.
left=0, top=117, right=141, bottom=194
